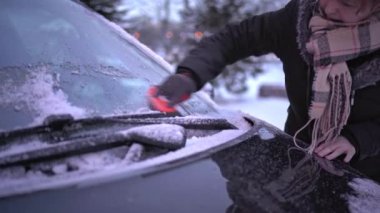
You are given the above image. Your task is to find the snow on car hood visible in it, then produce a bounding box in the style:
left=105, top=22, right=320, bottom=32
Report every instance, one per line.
left=0, top=117, right=249, bottom=198
left=347, top=178, right=380, bottom=213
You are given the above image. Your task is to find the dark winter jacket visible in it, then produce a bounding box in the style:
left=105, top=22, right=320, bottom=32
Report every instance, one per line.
left=176, top=0, right=380, bottom=181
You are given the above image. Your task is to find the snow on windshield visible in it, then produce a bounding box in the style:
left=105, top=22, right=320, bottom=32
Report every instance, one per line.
left=0, top=66, right=87, bottom=126
left=120, top=124, right=185, bottom=147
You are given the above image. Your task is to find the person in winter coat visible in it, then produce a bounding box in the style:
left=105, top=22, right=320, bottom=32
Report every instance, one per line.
left=152, top=0, right=380, bottom=182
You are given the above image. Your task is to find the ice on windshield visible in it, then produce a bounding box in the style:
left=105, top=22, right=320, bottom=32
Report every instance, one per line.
left=0, top=66, right=87, bottom=127
left=104, top=18, right=174, bottom=73
left=40, top=18, right=79, bottom=37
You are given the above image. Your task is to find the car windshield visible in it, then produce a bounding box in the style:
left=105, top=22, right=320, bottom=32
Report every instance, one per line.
left=0, top=0, right=214, bottom=131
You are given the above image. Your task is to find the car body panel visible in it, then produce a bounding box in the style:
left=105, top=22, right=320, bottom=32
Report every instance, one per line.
left=1, top=120, right=379, bottom=213
left=0, top=0, right=379, bottom=212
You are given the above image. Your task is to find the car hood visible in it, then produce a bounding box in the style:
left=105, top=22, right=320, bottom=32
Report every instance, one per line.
left=1, top=120, right=379, bottom=213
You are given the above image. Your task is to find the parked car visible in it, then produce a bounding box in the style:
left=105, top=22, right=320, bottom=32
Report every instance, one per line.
left=0, top=0, right=379, bottom=213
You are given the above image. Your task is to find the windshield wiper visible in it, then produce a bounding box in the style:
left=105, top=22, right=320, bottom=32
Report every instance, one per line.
left=0, top=112, right=172, bottom=145
left=0, top=124, right=185, bottom=168
left=0, top=112, right=236, bottom=145
left=0, top=112, right=237, bottom=168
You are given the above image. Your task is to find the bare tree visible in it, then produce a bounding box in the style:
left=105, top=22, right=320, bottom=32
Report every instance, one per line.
left=179, top=0, right=286, bottom=94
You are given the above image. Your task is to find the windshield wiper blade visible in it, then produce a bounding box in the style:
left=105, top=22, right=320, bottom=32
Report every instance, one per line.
left=0, top=112, right=174, bottom=146
left=0, top=113, right=236, bottom=145
left=0, top=112, right=237, bottom=167
left=0, top=124, right=186, bottom=168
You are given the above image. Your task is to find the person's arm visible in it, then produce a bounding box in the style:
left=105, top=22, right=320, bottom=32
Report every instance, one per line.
left=152, top=0, right=298, bottom=109
left=177, top=0, right=298, bottom=89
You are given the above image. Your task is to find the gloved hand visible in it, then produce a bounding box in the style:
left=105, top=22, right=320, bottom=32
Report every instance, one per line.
left=155, top=73, right=197, bottom=107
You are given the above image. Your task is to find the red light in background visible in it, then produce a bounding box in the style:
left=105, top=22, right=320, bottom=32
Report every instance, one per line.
left=194, top=31, right=203, bottom=40
left=165, top=31, right=174, bottom=39
left=133, top=32, right=141, bottom=40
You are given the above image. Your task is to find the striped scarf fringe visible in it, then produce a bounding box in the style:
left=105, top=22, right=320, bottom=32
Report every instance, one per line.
left=294, top=10, right=380, bottom=154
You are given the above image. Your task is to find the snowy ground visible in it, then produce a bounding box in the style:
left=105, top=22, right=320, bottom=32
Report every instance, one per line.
left=214, top=62, right=289, bottom=130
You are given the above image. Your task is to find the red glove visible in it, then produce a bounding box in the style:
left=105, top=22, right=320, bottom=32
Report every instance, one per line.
left=155, top=74, right=197, bottom=106
left=148, top=73, right=197, bottom=112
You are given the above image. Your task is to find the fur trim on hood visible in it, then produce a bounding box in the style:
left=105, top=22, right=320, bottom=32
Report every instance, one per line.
left=296, top=0, right=317, bottom=66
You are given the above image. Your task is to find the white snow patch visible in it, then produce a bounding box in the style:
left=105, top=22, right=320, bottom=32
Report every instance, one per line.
left=123, top=143, right=144, bottom=165
left=347, top=178, right=380, bottom=213
left=0, top=140, right=48, bottom=158
left=0, top=66, right=87, bottom=126
left=257, top=127, right=275, bottom=140
left=119, top=124, right=185, bottom=146
left=0, top=129, right=247, bottom=197
left=52, top=164, right=68, bottom=174
left=66, top=151, right=123, bottom=171
left=218, top=109, right=253, bottom=130
left=186, top=130, right=244, bottom=147
left=101, top=107, right=157, bottom=118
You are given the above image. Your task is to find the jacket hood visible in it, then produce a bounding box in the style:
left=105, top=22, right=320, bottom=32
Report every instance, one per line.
left=296, top=0, right=317, bottom=66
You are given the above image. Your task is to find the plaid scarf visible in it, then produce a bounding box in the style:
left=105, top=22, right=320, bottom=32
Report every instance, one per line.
left=294, top=11, right=380, bottom=153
